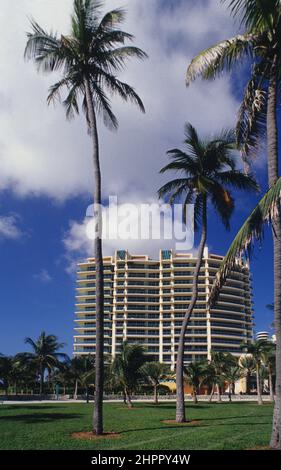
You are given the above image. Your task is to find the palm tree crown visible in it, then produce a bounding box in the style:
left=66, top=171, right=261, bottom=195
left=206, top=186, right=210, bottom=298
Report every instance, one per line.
left=186, top=0, right=281, bottom=163
left=158, top=123, right=258, bottom=229
left=24, top=0, right=147, bottom=127
left=24, top=331, right=67, bottom=394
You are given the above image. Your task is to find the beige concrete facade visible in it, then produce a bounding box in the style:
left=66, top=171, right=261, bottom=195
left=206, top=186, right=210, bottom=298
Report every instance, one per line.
left=74, top=248, right=253, bottom=369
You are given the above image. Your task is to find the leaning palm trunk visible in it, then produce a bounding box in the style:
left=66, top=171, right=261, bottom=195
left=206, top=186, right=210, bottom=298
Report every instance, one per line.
left=228, top=386, right=232, bottom=403
left=246, top=372, right=251, bottom=395
left=154, top=384, right=158, bottom=405
left=256, top=364, right=263, bottom=405
left=192, top=386, right=198, bottom=404
left=176, top=197, right=207, bottom=423
left=74, top=379, right=78, bottom=400
left=84, top=79, right=105, bottom=436
left=269, top=368, right=274, bottom=402
left=125, top=387, right=133, bottom=408
left=208, top=384, right=215, bottom=402
left=266, top=64, right=281, bottom=448
left=40, top=365, right=44, bottom=396
left=217, top=384, right=222, bottom=403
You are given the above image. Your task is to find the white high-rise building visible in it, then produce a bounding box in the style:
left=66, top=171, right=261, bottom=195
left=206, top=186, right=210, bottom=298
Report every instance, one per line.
left=74, top=248, right=253, bottom=369
left=256, top=331, right=270, bottom=342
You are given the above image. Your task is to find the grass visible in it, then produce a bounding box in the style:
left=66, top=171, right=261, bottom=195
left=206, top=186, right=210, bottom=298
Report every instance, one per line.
left=0, top=401, right=273, bottom=450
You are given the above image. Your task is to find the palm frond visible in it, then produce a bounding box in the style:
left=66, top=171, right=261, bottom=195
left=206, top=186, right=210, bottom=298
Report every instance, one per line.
left=216, top=170, right=260, bottom=192
left=160, top=152, right=198, bottom=176
left=223, top=0, right=279, bottom=31
left=236, top=71, right=268, bottom=161
left=158, top=179, right=190, bottom=200
left=209, top=177, right=281, bottom=305
left=186, top=34, right=256, bottom=85
left=98, top=8, right=127, bottom=32
left=99, top=46, right=148, bottom=72
left=63, top=85, right=80, bottom=120
left=25, top=19, right=69, bottom=73
left=93, top=71, right=145, bottom=113
left=90, top=84, right=118, bottom=130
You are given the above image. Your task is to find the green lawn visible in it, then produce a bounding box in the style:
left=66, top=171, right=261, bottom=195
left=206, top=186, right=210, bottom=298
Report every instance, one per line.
left=0, top=401, right=273, bottom=450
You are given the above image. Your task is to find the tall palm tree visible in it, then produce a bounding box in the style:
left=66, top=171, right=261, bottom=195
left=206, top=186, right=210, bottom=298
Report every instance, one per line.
left=240, top=355, right=256, bottom=394
left=24, top=332, right=67, bottom=396
left=140, top=362, right=169, bottom=404
left=111, top=341, right=146, bottom=408
left=186, top=0, right=281, bottom=447
left=184, top=361, right=206, bottom=404
left=24, top=0, right=146, bottom=435
left=158, top=123, right=258, bottom=423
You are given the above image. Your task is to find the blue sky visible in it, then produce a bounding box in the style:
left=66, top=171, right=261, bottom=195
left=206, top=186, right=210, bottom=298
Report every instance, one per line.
left=0, top=0, right=277, bottom=357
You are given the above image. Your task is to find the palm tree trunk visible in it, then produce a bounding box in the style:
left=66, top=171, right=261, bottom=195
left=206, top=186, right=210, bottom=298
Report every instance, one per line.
left=154, top=384, right=158, bottom=405
left=217, top=384, right=222, bottom=403
left=228, top=385, right=232, bottom=403
left=266, top=64, right=281, bottom=449
left=125, top=387, right=133, bottom=408
left=40, top=365, right=44, bottom=396
left=176, top=196, right=207, bottom=423
left=84, top=78, right=105, bottom=436
left=193, top=386, right=198, bottom=404
left=256, top=364, right=263, bottom=405
left=208, top=384, right=215, bottom=402
left=269, top=368, right=274, bottom=402
left=74, top=379, right=78, bottom=400
left=246, top=371, right=251, bottom=394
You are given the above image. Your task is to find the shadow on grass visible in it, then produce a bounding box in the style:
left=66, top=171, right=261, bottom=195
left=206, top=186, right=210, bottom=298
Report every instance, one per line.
left=117, top=419, right=270, bottom=436
left=0, top=405, right=67, bottom=412
left=130, top=403, right=211, bottom=411
left=0, top=413, right=83, bottom=424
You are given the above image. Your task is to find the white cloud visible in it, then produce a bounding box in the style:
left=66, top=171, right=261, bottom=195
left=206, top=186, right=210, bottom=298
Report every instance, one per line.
left=0, top=0, right=240, bottom=202
left=63, top=193, right=196, bottom=271
left=0, top=214, right=23, bottom=240
left=33, top=269, right=52, bottom=283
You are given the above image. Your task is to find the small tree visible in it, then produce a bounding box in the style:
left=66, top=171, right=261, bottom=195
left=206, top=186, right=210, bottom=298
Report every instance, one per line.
left=184, top=361, right=206, bottom=404
left=262, top=343, right=276, bottom=401
left=240, top=355, right=256, bottom=394
left=24, top=332, right=67, bottom=395
left=241, top=341, right=269, bottom=405
left=111, top=341, right=146, bottom=408
left=140, top=362, right=169, bottom=404
left=223, top=364, right=243, bottom=402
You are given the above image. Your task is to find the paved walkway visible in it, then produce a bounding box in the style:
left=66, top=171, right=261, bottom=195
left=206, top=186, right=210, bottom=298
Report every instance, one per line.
left=0, top=396, right=273, bottom=405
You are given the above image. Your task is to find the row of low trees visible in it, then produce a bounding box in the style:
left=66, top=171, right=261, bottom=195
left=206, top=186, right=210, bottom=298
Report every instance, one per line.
left=14, top=0, right=281, bottom=448
left=0, top=333, right=276, bottom=407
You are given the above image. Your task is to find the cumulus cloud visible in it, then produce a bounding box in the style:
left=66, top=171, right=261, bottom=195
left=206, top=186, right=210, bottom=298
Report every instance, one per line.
left=0, top=214, right=23, bottom=240
left=0, top=0, right=240, bottom=202
left=63, top=193, right=196, bottom=271
left=33, top=269, right=52, bottom=283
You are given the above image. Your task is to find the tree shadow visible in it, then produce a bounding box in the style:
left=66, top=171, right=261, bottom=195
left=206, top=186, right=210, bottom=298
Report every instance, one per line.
left=0, top=405, right=65, bottom=411
left=0, top=413, right=83, bottom=424
left=118, top=419, right=271, bottom=435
